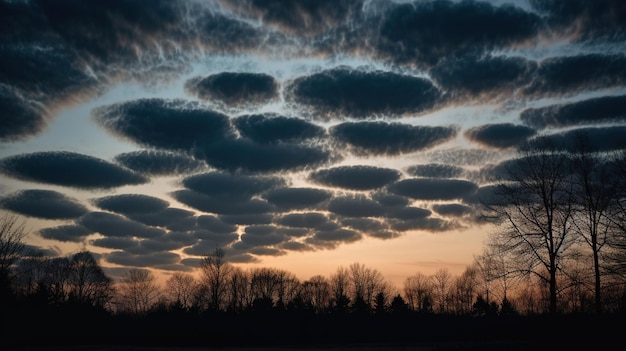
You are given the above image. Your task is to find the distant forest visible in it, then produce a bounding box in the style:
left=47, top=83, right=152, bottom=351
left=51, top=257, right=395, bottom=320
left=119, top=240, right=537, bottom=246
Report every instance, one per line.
left=3, top=138, right=626, bottom=349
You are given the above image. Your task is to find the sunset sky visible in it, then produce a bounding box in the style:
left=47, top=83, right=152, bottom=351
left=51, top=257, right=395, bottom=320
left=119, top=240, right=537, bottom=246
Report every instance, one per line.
left=1, top=0, right=625, bottom=288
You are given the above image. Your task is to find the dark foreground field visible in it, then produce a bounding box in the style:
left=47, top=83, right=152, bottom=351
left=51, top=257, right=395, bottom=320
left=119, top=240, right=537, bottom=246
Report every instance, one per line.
left=5, top=312, right=625, bottom=351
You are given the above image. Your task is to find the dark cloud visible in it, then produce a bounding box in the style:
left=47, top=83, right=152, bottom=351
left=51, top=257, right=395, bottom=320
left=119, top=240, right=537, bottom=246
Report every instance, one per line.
left=280, top=241, right=315, bottom=252
left=331, top=121, right=457, bottom=156
left=0, top=189, right=88, bottom=219
left=233, top=113, right=325, bottom=144
left=198, top=137, right=334, bottom=173
left=196, top=215, right=238, bottom=234
left=0, top=151, right=148, bottom=189
left=520, top=95, right=626, bottom=130
left=309, top=228, right=362, bottom=246
left=129, top=208, right=197, bottom=232
left=183, top=234, right=239, bottom=255
left=106, top=251, right=181, bottom=268
left=114, top=150, right=206, bottom=176
left=285, top=67, right=441, bottom=119
left=0, top=87, right=47, bottom=142
left=389, top=178, right=478, bottom=200
left=522, top=54, right=626, bottom=97
left=539, top=126, right=626, bottom=153
left=432, top=203, right=473, bottom=217
left=262, top=187, right=332, bottom=210
left=385, top=206, right=432, bottom=220
left=276, top=212, right=329, bottom=229
left=78, top=211, right=165, bottom=239
left=405, top=163, right=464, bottom=178
left=340, top=217, right=401, bottom=239
left=327, top=194, right=385, bottom=218
left=90, top=237, right=139, bottom=250
left=371, top=192, right=410, bottom=208
left=93, top=98, right=232, bottom=151
left=431, top=55, right=536, bottom=101
left=389, top=217, right=454, bottom=232
left=181, top=172, right=284, bottom=201
left=91, top=194, right=169, bottom=215
left=531, top=0, right=626, bottom=42
left=185, top=72, right=279, bottom=107
left=219, top=213, right=274, bottom=225
left=465, top=123, right=536, bottom=149
left=309, top=165, right=400, bottom=190
left=139, top=231, right=199, bottom=252
left=220, top=0, right=361, bottom=37
left=239, top=225, right=286, bottom=247
left=377, top=0, right=542, bottom=67
left=171, top=189, right=273, bottom=215
left=38, top=224, right=92, bottom=243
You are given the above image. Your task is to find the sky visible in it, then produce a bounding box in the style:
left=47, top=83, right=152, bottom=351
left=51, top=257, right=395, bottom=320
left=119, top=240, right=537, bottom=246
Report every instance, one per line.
left=1, top=0, right=626, bottom=288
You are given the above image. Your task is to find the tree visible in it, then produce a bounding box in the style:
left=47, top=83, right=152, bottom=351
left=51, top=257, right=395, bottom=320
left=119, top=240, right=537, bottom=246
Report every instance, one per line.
left=486, top=138, right=576, bottom=314
left=67, top=251, right=114, bottom=309
left=432, top=268, right=452, bottom=314
left=0, top=214, right=27, bottom=294
left=569, top=133, right=617, bottom=313
left=165, top=272, right=197, bottom=311
left=300, top=275, right=331, bottom=314
left=200, top=247, right=232, bottom=311
left=403, top=272, right=434, bottom=313
left=117, top=269, right=162, bottom=316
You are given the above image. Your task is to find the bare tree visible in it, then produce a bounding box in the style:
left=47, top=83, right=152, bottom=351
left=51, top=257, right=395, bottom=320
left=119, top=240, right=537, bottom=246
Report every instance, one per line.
left=67, top=251, right=114, bottom=309
left=300, top=275, right=331, bottom=313
left=199, top=247, right=233, bottom=311
left=116, top=269, right=162, bottom=316
left=329, top=266, right=351, bottom=312
left=485, top=138, right=576, bottom=314
left=569, top=133, right=618, bottom=313
left=348, top=262, right=385, bottom=308
left=403, top=272, right=434, bottom=312
left=0, top=214, right=27, bottom=287
left=432, top=268, right=452, bottom=314
left=225, top=266, right=250, bottom=312
left=165, top=272, right=198, bottom=310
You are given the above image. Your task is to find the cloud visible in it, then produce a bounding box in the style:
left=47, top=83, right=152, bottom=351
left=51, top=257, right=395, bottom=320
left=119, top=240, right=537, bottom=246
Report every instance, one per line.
left=262, top=187, right=332, bottom=210
left=114, top=150, right=206, bottom=176
left=520, top=94, right=626, bottom=130
left=239, top=225, right=286, bottom=247
left=432, top=203, right=473, bottom=217
left=0, top=151, right=148, bottom=189
left=327, top=194, right=385, bottom=217
left=0, top=87, right=47, bottom=142
left=183, top=234, right=239, bottom=255
left=389, top=178, right=478, bottom=200
left=185, top=72, right=280, bottom=107
left=38, top=224, right=92, bottom=243
left=430, top=54, right=536, bottom=101
left=385, top=206, right=432, bottom=220
left=376, top=0, right=542, bottom=67
left=93, top=98, right=232, bottom=150
left=90, top=237, right=139, bottom=250
left=91, top=194, right=169, bottom=215
left=233, top=113, right=325, bottom=144
left=371, top=192, right=410, bottom=207
left=171, top=189, right=274, bottom=215
left=78, top=211, right=165, bottom=239
left=389, top=217, right=455, bottom=232
left=105, top=251, right=181, bottom=268
left=138, top=231, right=199, bottom=252
left=522, top=54, right=626, bottom=97
left=533, top=0, right=626, bottom=42
left=308, top=228, right=362, bottom=247
left=405, top=163, right=464, bottom=178
left=309, top=165, right=400, bottom=190
left=276, top=212, right=329, bottom=229
left=330, top=121, right=457, bottom=156
left=181, top=171, right=284, bottom=200
left=285, top=67, right=441, bottom=119
left=220, top=0, right=360, bottom=37
left=1, top=189, right=88, bottom=219
left=196, top=214, right=238, bottom=234
left=198, top=137, right=335, bottom=173
left=129, top=208, right=197, bottom=232
left=219, top=213, right=274, bottom=225
left=539, top=126, right=626, bottom=153
left=465, top=123, right=536, bottom=149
